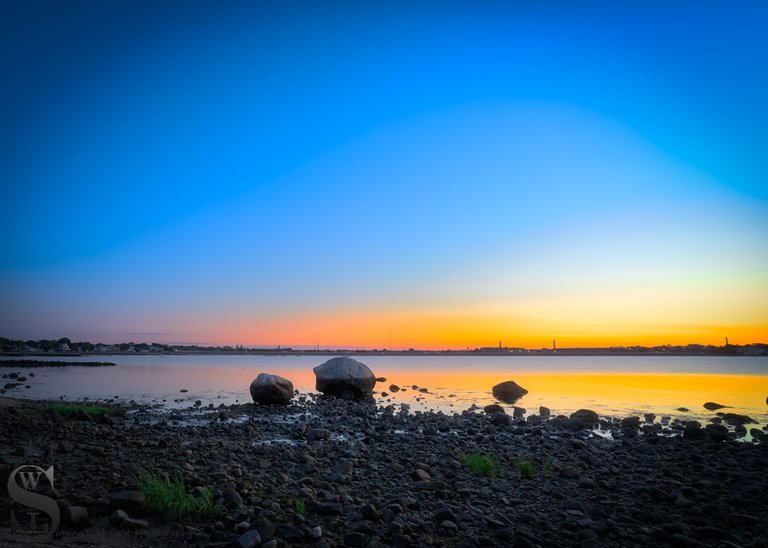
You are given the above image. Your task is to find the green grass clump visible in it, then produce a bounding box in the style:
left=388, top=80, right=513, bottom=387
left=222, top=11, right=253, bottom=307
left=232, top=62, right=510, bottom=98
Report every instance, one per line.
left=135, top=471, right=224, bottom=520
left=517, top=460, right=536, bottom=479
left=47, top=403, right=113, bottom=416
left=295, top=499, right=306, bottom=516
left=459, top=452, right=498, bottom=477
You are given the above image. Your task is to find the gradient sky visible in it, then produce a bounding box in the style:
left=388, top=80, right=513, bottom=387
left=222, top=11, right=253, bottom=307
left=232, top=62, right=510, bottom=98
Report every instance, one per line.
left=1, top=1, right=766, bottom=348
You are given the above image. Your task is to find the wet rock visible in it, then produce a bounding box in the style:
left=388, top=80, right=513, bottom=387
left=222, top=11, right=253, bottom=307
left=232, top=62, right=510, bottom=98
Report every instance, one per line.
left=539, top=406, right=551, bottom=418
left=250, top=373, right=294, bottom=405
left=314, top=357, right=376, bottom=398
left=490, top=412, right=511, bottom=426
left=703, top=402, right=727, bottom=410
left=570, top=409, right=599, bottom=424
left=389, top=384, right=400, bottom=392
left=721, top=412, right=756, bottom=425
left=491, top=380, right=528, bottom=404
left=643, top=413, right=656, bottom=423
left=683, top=421, right=706, bottom=440
left=621, top=416, right=641, bottom=429
left=483, top=404, right=504, bottom=414
left=513, top=406, right=526, bottom=418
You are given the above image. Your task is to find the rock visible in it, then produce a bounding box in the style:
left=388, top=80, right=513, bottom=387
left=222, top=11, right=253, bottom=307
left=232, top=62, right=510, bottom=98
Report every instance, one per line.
left=483, top=404, right=505, bottom=414
left=721, top=412, right=756, bottom=425
left=314, top=357, right=376, bottom=398
left=65, top=506, right=90, bottom=528
left=539, top=406, right=551, bottom=418
left=250, top=373, right=294, bottom=405
left=578, top=477, right=598, bottom=489
left=703, top=402, right=727, bottom=410
left=560, top=466, right=578, bottom=479
left=512, top=406, right=526, bottom=418
left=411, top=469, right=430, bottom=481
left=491, top=380, right=528, bottom=404
left=110, top=490, right=145, bottom=511
left=683, top=421, right=706, bottom=440
left=643, top=413, right=656, bottom=423
left=570, top=409, right=599, bottom=424
left=376, top=377, right=387, bottom=382
left=235, top=529, right=261, bottom=548
left=621, top=416, right=641, bottom=429
left=676, top=407, right=690, bottom=412
left=389, top=384, right=400, bottom=392
left=110, top=509, right=127, bottom=526
left=490, top=412, right=511, bottom=426
left=705, top=423, right=729, bottom=443
left=344, top=532, right=367, bottom=546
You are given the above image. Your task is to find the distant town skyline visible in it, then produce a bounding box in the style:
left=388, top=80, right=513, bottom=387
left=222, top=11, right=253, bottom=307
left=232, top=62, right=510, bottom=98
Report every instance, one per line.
left=1, top=2, right=766, bottom=349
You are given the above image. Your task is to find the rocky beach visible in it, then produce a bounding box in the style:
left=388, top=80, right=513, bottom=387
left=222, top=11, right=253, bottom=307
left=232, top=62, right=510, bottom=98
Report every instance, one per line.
left=1, top=358, right=767, bottom=548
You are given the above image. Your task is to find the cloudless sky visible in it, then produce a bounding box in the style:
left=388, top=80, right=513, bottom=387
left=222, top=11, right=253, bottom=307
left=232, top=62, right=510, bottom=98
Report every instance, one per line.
left=1, top=1, right=766, bottom=348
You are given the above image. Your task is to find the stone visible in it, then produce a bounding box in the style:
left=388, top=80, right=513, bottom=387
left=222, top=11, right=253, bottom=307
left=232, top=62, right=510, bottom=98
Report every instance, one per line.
left=389, top=384, right=401, bottom=392
left=110, top=509, right=127, bottom=526
left=483, top=404, right=505, bottom=414
left=643, top=413, right=656, bottom=423
left=491, top=380, right=528, bottom=404
left=539, top=406, right=551, bottom=417
left=110, top=490, right=145, bottom=511
left=703, top=402, right=727, bottom=411
left=250, top=373, right=294, bottom=405
left=411, top=469, right=430, bottom=481
left=235, top=529, right=261, bottom=548
left=570, top=409, right=599, bottom=424
left=621, top=416, right=641, bottom=429
left=65, top=506, right=90, bottom=528
left=721, top=412, right=756, bottom=425
left=314, top=357, right=376, bottom=398
left=513, top=406, right=526, bottom=418
left=490, top=412, right=511, bottom=426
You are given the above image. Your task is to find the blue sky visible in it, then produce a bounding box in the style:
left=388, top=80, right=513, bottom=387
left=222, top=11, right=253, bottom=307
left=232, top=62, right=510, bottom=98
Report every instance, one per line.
left=1, top=1, right=766, bottom=347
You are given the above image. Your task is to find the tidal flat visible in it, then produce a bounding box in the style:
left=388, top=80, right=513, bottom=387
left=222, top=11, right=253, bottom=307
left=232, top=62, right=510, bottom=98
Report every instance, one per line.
left=1, top=392, right=767, bottom=547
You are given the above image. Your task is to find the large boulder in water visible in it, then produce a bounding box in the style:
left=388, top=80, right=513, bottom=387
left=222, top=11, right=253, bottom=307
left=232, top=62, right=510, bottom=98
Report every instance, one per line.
left=570, top=409, right=599, bottom=424
left=313, top=357, right=376, bottom=399
left=250, top=373, right=294, bottom=405
left=492, top=380, right=528, bottom=404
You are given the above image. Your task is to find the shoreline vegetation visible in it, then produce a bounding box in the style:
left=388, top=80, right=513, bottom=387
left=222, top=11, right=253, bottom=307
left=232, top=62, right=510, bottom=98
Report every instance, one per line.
left=2, top=336, right=767, bottom=358
left=0, top=359, right=116, bottom=367
left=1, top=393, right=766, bottom=547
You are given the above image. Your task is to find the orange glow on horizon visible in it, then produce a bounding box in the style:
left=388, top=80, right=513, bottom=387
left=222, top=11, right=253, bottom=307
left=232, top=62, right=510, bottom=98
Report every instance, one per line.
left=186, top=309, right=767, bottom=349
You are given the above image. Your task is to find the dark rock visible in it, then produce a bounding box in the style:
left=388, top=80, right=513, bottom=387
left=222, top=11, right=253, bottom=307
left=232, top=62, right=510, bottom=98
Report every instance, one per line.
left=483, top=404, right=504, bottom=414
left=570, top=409, right=599, bottom=424
left=512, top=406, right=526, bottom=418
left=621, top=416, right=641, bottom=429
left=643, top=413, right=656, bottom=423
left=344, top=532, right=367, bottom=546
left=539, top=406, right=551, bottom=417
left=121, top=517, right=149, bottom=530
left=411, top=469, right=430, bottom=481
left=275, top=523, right=304, bottom=542
left=253, top=516, right=276, bottom=539
left=314, top=357, right=376, bottom=398
left=110, top=509, right=127, bottom=526
left=683, top=421, right=706, bottom=440
left=110, top=490, right=145, bottom=511
left=235, top=529, right=261, bottom=548
left=703, top=402, right=727, bottom=411
left=389, top=384, right=400, bottom=392
left=376, top=377, right=387, bottom=382
left=250, top=372, right=294, bottom=405
left=721, top=412, right=756, bottom=425
left=65, top=506, right=90, bottom=528
left=490, top=412, right=511, bottom=426
left=491, top=380, right=528, bottom=404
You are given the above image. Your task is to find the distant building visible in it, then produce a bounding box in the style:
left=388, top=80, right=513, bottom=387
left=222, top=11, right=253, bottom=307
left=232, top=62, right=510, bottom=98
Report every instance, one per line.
left=95, top=344, right=112, bottom=353
left=59, top=343, right=70, bottom=352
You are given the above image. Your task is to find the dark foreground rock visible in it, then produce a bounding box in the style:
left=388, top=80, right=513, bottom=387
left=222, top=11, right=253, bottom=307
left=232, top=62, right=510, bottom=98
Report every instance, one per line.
left=249, top=373, right=294, bottom=405
left=0, top=396, right=766, bottom=547
left=313, top=356, right=376, bottom=399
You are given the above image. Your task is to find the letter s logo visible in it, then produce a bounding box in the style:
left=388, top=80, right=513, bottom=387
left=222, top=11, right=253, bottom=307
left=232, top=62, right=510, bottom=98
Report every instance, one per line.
left=7, top=465, right=60, bottom=538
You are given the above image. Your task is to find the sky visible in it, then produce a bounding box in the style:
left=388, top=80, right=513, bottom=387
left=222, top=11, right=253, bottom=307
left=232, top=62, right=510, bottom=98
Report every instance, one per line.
left=1, top=1, right=766, bottom=349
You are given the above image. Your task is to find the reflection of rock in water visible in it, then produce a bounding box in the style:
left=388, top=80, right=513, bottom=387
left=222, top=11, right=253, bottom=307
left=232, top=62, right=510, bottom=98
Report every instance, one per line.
left=491, top=380, right=528, bottom=404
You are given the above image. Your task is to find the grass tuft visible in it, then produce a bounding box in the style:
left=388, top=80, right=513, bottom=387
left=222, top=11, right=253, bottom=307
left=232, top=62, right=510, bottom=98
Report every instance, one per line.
left=459, top=452, right=498, bottom=477
left=295, top=498, right=306, bottom=516
left=517, top=460, right=536, bottom=479
left=135, top=470, right=224, bottom=520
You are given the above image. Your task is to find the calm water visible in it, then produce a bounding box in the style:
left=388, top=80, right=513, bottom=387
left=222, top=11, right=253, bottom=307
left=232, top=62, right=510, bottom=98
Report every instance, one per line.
left=2, top=354, right=767, bottom=425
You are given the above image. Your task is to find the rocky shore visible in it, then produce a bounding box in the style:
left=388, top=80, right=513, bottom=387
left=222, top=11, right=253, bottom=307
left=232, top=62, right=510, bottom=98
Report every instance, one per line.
left=1, top=392, right=767, bottom=548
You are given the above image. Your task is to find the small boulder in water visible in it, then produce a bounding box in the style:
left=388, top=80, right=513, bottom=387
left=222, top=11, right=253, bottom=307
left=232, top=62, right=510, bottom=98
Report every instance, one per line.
left=703, top=402, right=728, bottom=411
left=491, top=380, right=528, bottom=404
left=250, top=373, right=294, bottom=405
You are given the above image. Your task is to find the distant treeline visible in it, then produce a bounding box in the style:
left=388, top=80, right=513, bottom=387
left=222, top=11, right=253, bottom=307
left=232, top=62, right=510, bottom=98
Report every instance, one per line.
left=1, top=336, right=766, bottom=356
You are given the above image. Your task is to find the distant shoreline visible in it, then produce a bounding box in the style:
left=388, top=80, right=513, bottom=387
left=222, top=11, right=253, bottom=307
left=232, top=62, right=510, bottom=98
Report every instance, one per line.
left=1, top=350, right=765, bottom=358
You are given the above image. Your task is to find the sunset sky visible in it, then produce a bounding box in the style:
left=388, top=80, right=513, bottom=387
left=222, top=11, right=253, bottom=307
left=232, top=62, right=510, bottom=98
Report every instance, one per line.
left=1, top=2, right=766, bottom=348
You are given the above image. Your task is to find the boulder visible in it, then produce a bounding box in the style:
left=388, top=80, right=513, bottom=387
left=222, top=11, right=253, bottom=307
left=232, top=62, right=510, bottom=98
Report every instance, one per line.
left=570, top=409, right=599, bottom=424
left=483, top=404, right=505, bottom=415
left=491, top=380, right=528, bottom=404
left=250, top=373, right=294, bottom=405
left=539, top=406, right=551, bottom=418
left=313, top=357, right=376, bottom=399
left=621, top=416, right=641, bottom=429
left=721, top=412, right=756, bottom=425
left=703, top=402, right=728, bottom=411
